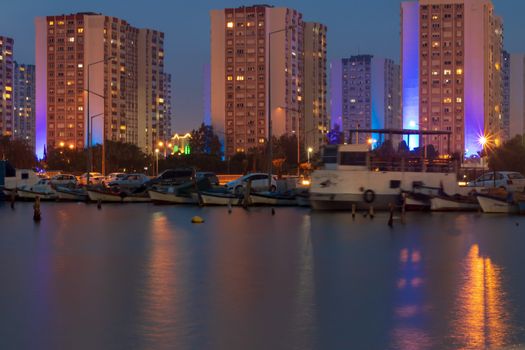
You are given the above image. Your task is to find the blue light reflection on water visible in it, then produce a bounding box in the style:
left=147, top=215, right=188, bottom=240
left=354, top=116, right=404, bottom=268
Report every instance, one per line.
left=0, top=202, right=524, bottom=349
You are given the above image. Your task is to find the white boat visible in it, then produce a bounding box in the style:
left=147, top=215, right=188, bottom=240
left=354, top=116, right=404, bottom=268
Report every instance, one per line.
left=477, top=194, right=519, bottom=214
left=199, top=191, right=243, bottom=206
left=430, top=195, right=480, bottom=212
left=310, top=140, right=459, bottom=211
left=249, top=192, right=297, bottom=206
left=148, top=189, right=196, bottom=204
left=87, top=189, right=151, bottom=203
left=2, top=167, right=41, bottom=197
left=17, top=179, right=58, bottom=200
left=55, top=186, right=88, bottom=201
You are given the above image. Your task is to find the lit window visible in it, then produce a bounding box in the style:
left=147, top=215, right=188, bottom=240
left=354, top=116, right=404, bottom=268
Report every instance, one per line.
left=77, top=63, right=83, bottom=68
left=78, top=106, right=83, bottom=111
left=5, top=86, right=12, bottom=92
left=456, top=97, right=462, bottom=103
left=227, top=22, right=234, bottom=28
left=443, top=69, right=452, bottom=75
left=495, top=63, right=500, bottom=71
left=432, top=15, right=439, bottom=20
left=350, top=99, right=356, bottom=103
left=443, top=98, right=452, bottom=103
left=456, top=68, right=463, bottom=75
left=432, top=71, right=439, bottom=76
left=57, top=21, right=64, bottom=25
left=236, top=75, right=244, bottom=81
left=227, top=75, right=233, bottom=81
left=68, top=37, right=75, bottom=42
left=77, top=28, right=84, bottom=33
left=432, top=41, right=440, bottom=48
left=49, top=21, right=54, bottom=26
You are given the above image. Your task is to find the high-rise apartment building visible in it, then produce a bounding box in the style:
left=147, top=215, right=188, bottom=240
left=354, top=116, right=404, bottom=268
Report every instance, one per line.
left=35, top=13, right=168, bottom=158
left=210, top=5, right=327, bottom=156
left=501, top=51, right=511, bottom=141
left=505, top=53, right=525, bottom=139
left=162, top=72, right=173, bottom=139
left=13, top=63, right=36, bottom=149
left=304, top=22, right=329, bottom=152
left=401, top=0, right=503, bottom=156
left=331, top=55, right=402, bottom=144
left=0, top=36, right=14, bottom=138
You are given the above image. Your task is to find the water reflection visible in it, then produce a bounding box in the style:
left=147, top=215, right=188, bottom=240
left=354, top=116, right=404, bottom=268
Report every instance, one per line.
left=450, top=244, right=510, bottom=349
left=391, top=247, right=432, bottom=350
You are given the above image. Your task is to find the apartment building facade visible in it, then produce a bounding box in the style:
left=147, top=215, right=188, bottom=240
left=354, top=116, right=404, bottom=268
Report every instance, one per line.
left=13, top=63, right=36, bottom=149
left=0, top=36, right=14, bottom=139
left=401, top=0, right=503, bottom=156
left=210, top=5, right=327, bottom=157
left=35, top=13, right=169, bottom=158
left=331, top=55, right=402, bottom=144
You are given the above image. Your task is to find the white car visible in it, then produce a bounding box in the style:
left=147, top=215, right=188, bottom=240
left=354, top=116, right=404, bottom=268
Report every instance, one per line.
left=226, top=173, right=278, bottom=195
left=108, top=173, right=150, bottom=189
left=468, top=171, right=525, bottom=192
left=50, top=174, right=78, bottom=187
left=103, top=172, right=127, bottom=186
left=79, top=172, right=105, bottom=185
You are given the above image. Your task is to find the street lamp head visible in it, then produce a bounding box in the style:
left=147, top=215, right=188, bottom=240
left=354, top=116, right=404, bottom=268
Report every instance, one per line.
left=308, top=147, right=313, bottom=153
left=478, top=135, right=488, bottom=147
left=155, top=148, right=160, bottom=153
left=158, top=141, right=164, bottom=147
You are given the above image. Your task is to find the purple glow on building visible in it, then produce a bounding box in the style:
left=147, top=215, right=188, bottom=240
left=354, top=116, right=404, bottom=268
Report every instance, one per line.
left=329, top=59, right=343, bottom=130
left=35, top=17, right=47, bottom=159
left=401, top=2, right=419, bottom=149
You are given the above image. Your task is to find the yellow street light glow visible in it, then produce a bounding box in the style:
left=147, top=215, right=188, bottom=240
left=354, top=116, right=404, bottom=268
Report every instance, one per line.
left=478, top=136, right=488, bottom=146
left=59, top=141, right=65, bottom=147
left=155, top=148, right=160, bottom=153
left=158, top=141, right=164, bottom=147
left=168, top=143, right=173, bottom=148
left=308, top=147, right=313, bottom=153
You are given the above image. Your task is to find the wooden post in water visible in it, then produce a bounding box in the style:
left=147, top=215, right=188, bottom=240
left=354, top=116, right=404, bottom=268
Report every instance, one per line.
left=351, top=204, right=356, bottom=220
left=33, top=196, right=41, bottom=222
left=369, top=205, right=374, bottom=219
left=10, top=191, right=15, bottom=210
left=401, top=193, right=406, bottom=224
left=243, top=180, right=252, bottom=208
left=388, top=203, right=394, bottom=227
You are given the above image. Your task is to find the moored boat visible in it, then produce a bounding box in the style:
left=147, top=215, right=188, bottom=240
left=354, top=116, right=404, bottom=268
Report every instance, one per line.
left=148, top=189, right=195, bottom=204
left=199, top=191, right=243, bottom=206
left=87, top=189, right=151, bottom=203
left=17, top=179, right=57, bottom=200
left=430, top=195, right=479, bottom=212
left=249, top=192, right=297, bottom=206
left=55, top=186, right=88, bottom=201
left=477, top=194, right=518, bottom=214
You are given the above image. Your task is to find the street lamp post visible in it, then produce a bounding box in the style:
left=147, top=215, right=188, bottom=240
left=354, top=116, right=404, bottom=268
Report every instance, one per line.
left=86, top=56, right=115, bottom=186
left=268, top=25, right=295, bottom=190
left=155, top=148, right=160, bottom=176
left=307, top=147, right=313, bottom=164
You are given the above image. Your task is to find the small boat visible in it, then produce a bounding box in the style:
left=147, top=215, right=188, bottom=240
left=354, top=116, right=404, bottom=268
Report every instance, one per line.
left=249, top=192, right=297, bottom=206
left=87, top=189, right=151, bottom=203
left=477, top=194, right=518, bottom=214
left=404, top=193, right=431, bottom=211
left=199, top=191, right=243, bottom=206
left=148, top=189, right=196, bottom=204
left=17, top=179, right=58, bottom=200
left=430, top=194, right=480, bottom=212
left=55, top=186, right=88, bottom=201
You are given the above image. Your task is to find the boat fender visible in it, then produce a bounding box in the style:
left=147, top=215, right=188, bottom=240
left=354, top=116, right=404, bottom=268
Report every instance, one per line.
left=363, top=190, right=375, bottom=204
left=191, top=216, right=205, bottom=224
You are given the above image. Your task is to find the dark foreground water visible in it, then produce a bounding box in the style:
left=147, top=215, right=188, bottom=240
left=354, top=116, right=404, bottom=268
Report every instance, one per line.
left=1, top=202, right=525, bottom=350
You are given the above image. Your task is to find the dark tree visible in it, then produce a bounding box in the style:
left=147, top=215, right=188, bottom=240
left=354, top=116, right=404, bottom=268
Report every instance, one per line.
left=0, top=136, right=37, bottom=169
left=488, top=135, right=525, bottom=174
left=190, top=123, right=222, bottom=156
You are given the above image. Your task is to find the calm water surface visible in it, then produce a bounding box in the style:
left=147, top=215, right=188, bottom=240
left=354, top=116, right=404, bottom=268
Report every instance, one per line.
left=1, top=202, right=525, bottom=349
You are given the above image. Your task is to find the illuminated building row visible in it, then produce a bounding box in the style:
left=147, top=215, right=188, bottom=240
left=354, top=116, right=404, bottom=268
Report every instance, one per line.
left=35, top=13, right=172, bottom=158
left=210, top=5, right=328, bottom=156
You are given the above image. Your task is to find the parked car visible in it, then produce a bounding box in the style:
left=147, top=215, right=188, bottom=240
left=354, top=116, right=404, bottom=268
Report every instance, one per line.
left=226, top=173, right=277, bottom=195
left=50, top=174, right=78, bottom=187
left=78, top=172, right=105, bottom=185
left=147, top=168, right=195, bottom=187
left=103, top=172, right=127, bottom=186
left=108, top=173, right=150, bottom=189
left=196, top=172, right=220, bottom=186
left=467, top=171, right=525, bottom=192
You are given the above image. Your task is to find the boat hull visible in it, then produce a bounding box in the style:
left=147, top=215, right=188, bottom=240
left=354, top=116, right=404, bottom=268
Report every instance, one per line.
left=199, top=192, right=242, bottom=206
left=17, top=189, right=57, bottom=200
left=477, top=195, right=518, bottom=214
left=310, top=193, right=400, bottom=211
left=148, top=190, right=195, bottom=204
left=87, top=190, right=151, bottom=203
left=249, top=193, right=297, bottom=206
left=430, top=196, right=479, bottom=212
left=55, top=189, right=88, bottom=201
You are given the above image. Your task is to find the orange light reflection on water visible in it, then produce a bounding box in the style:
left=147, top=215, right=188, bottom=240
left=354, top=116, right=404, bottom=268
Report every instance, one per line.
left=451, top=244, right=509, bottom=349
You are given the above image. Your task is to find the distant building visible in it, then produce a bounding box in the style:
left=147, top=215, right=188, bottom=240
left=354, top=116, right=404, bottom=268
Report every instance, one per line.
left=13, top=63, right=36, bottom=150
left=303, top=22, right=329, bottom=153
left=0, top=36, right=14, bottom=139
left=35, top=13, right=168, bottom=159
left=170, top=133, right=191, bottom=155
left=210, top=5, right=328, bottom=156
left=203, top=64, right=211, bottom=126
left=401, top=0, right=504, bottom=156
left=501, top=52, right=525, bottom=142
left=162, top=72, right=173, bottom=139
left=330, top=55, right=401, bottom=144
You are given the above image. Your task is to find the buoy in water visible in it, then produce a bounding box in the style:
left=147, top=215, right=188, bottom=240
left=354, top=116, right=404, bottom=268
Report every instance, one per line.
left=191, top=216, right=205, bottom=224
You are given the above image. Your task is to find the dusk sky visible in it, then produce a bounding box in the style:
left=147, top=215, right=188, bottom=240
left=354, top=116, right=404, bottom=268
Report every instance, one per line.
left=1, top=0, right=523, bottom=132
